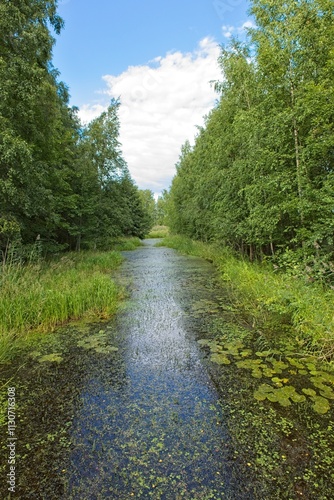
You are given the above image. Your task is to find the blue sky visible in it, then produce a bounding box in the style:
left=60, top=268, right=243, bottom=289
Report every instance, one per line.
left=53, top=0, right=252, bottom=195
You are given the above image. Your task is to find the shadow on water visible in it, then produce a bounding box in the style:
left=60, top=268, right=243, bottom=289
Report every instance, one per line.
left=0, top=240, right=288, bottom=498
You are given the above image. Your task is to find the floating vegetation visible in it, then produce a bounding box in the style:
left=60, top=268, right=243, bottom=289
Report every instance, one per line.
left=236, top=359, right=264, bottom=379
left=191, top=299, right=220, bottom=317
left=310, top=396, right=330, bottom=414
left=77, top=330, right=118, bottom=354
left=210, top=352, right=231, bottom=365
left=38, top=353, right=64, bottom=363
left=254, top=384, right=306, bottom=406
left=199, top=338, right=334, bottom=414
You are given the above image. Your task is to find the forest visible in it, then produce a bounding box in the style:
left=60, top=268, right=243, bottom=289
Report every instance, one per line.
left=166, top=0, right=334, bottom=282
left=0, top=0, right=153, bottom=259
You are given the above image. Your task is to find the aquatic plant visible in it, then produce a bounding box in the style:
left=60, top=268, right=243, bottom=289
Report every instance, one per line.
left=199, top=338, right=334, bottom=415
left=77, top=330, right=118, bottom=354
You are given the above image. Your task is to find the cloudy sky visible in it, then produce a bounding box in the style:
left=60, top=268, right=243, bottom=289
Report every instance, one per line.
left=53, top=0, right=253, bottom=196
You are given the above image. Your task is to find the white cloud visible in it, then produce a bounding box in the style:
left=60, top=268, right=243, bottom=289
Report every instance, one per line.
left=78, top=37, right=221, bottom=193
left=79, top=103, right=107, bottom=124
left=222, top=20, right=255, bottom=39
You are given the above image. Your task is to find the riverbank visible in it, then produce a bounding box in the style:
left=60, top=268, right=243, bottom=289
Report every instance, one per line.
left=159, top=235, right=334, bottom=361
left=0, top=238, right=142, bottom=363
left=159, top=235, right=334, bottom=498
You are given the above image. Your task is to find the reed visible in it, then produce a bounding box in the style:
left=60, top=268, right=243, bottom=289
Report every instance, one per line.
left=0, top=247, right=133, bottom=363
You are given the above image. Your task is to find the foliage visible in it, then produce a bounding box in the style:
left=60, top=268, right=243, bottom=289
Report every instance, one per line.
left=0, top=2, right=149, bottom=256
left=138, top=189, right=156, bottom=233
left=147, top=225, right=169, bottom=238
left=166, top=0, right=334, bottom=275
left=155, top=190, right=170, bottom=226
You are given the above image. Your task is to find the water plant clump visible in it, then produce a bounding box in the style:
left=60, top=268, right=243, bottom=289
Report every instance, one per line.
left=199, top=338, right=334, bottom=415
left=77, top=330, right=119, bottom=354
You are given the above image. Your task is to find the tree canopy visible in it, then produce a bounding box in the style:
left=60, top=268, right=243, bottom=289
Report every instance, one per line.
left=0, top=0, right=151, bottom=254
left=167, top=0, right=334, bottom=277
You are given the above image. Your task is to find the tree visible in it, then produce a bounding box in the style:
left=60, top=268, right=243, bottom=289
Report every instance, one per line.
left=138, top=190, right=156, bottom=232
left=167, top=0, right=334, bottom=272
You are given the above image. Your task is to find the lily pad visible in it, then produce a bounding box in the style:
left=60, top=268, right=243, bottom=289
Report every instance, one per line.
left=319, top=387, right=334, bottom=400
left=254, top=384, right=305, bottom=407
left=311, top=396, right=330, bottom=415
left=271, top=360, right=289, bottom=373
left=302, top=388, right=317, bottom=397
left=210, top=353, right=231, bottom=365
left=286, top=357, right=305, bottom=370
left=310, top=376, right=331, bottom=392
left=236, top=359, right=264, bottom=379
left=240, top=349, right=253, bottom=358
left=262, top=367, right=276, bottom=378
left=255, top=351, right=272, bottom=358
left=254, top=384, right=273, bottom=401
left=272, top=377, right=289, bottom=387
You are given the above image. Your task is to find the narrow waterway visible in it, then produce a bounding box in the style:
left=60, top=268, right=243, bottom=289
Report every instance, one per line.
left=4, top=240, right=332, bottom=498
left=0, top=240, right=257, bottom=499
left=66, top=240, right=247, bottom=498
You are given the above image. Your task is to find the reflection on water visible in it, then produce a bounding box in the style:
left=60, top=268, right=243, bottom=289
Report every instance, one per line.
left=67, top=241, right=238, bottom=499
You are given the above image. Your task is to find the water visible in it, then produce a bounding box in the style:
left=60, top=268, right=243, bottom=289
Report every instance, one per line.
left=67, top=240, right=240, bottom=498
left=0, top=241, right=270, bottom=498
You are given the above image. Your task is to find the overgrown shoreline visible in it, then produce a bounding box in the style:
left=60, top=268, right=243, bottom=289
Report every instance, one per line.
left=0, top=238, right=142, bottom=364
left=159, top=235, right=334, bottom=497
left=159, top=235, right=334, bottom=362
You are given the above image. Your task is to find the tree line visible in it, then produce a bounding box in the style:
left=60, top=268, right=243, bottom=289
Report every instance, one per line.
left=167, top=0, right=334, bottom=277
left=0, top=0, right=153, bottom=256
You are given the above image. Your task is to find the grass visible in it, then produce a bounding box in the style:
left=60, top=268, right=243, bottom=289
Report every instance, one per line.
left=160, top=235, right=334, bottom=361
left=0, top=238, right=142, bottom=363
left=146, top=225, right=170, bottom=238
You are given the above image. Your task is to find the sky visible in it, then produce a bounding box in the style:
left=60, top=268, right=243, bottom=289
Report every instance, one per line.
left=53, top=0, right=253, bottom=196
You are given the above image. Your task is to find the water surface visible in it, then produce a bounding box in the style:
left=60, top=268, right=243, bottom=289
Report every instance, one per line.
left=67, top=240, right=243, bottom=498
left=0, top=240, right=258, bottom=499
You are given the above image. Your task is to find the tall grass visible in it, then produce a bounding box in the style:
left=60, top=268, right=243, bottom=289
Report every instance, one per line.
left=0, top=246, right=137, bottom=363
left=161, top=235, right=334, bottom=360
left=146, top=225, right=170, bottom=238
